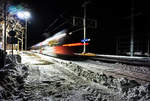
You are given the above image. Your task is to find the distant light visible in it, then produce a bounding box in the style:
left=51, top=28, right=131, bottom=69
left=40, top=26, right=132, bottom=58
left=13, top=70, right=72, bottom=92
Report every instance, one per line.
left=17, top=11, right=24, bottom=19
left=8, top=6, right=17, bottom=14
left=24, top=11, right=31, bottom=19
left=17, top=11, right=31, bottom=19
left=8, top=5, right=23, bottom=14
left=68, top=32, right=72, bottom=35
left=81, top=38, right=90, bottom=42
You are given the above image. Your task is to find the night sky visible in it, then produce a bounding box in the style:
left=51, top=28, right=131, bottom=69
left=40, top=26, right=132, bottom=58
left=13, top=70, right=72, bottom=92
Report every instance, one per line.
left=10, top=0, right=150, bottom=54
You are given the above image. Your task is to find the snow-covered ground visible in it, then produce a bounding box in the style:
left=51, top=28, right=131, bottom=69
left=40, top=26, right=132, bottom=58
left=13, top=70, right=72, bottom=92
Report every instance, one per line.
left=19, top=52, right=119, bottom=101
left=0, top=51, right=150, bottom=101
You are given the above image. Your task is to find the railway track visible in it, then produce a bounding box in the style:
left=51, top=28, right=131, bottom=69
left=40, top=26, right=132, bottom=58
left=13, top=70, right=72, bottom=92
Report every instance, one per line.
left=89, top=54, right=150, bottom=66
left=29, top=51, right=150, bottom=82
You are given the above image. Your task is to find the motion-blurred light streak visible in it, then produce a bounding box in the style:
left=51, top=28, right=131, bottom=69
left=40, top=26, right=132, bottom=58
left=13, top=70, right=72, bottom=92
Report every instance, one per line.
left=32, top=30, right=67, bottom=48
left=54, top=46, right=73, bottom=55
left=62, top=43, right=89, bottom=47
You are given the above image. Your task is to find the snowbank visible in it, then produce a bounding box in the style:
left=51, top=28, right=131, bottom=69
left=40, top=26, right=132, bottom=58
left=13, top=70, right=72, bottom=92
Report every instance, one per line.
left=0, top=55, right=28, bottom=100
left=53, top=58, right=150, bottom=101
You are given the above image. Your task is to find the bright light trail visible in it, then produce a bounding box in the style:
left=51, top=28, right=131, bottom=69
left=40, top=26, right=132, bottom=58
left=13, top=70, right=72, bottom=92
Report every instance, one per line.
left=62, top=43, right=89, bottom=47
left=32, top=30, right=67, bottom=48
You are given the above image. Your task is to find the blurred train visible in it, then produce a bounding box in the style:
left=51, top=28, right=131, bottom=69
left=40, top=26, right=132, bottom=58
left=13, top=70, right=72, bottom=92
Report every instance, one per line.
left=31, top=30, right=89, bottom=59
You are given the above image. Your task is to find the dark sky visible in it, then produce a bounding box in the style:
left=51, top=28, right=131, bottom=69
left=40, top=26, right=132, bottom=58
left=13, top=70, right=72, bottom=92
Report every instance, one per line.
left=26, top=0, right=85, bottom=45
left=11, top=0, right=150, bottom=53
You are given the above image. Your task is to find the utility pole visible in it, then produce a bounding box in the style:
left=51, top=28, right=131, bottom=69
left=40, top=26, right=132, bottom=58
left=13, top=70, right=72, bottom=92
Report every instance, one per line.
left=25, top=19, right=27, bottom=50
left=116, top=37, right=119, bottom=55
left=82, top=0, right=90, bottom=53
left=2, top=1, right=7, bottom=66
left=130, top=0, right=134, bottom=57
left=83, top=4, right=86, bottom=53
left=22, top=29, right=24, bottom=50
left=3, top=2, right=7, bottom=53
left=148, top=39, right=150, bottom=56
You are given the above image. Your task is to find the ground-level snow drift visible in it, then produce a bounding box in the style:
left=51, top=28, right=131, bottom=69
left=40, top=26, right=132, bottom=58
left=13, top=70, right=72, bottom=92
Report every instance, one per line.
left=33, top=52, right=150, bottom=101
left=0, top=55, right=28, bottom=100
left=1, top=51, right=150, bottom=101
left=20, top=52, right=117, bottom=101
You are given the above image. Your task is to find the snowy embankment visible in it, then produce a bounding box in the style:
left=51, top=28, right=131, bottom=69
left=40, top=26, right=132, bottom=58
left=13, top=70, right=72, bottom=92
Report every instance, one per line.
left=0, top=54, right=29, bottom=100
left=1, top=51, right=150, bottom=101
left=35, top=52, right=150, bottom=101
left=60, top=61, right=150, bottom=101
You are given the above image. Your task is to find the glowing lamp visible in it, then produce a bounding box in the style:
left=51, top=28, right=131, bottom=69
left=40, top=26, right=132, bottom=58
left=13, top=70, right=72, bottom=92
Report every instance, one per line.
left=17, top=11, right=31, bottom=19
